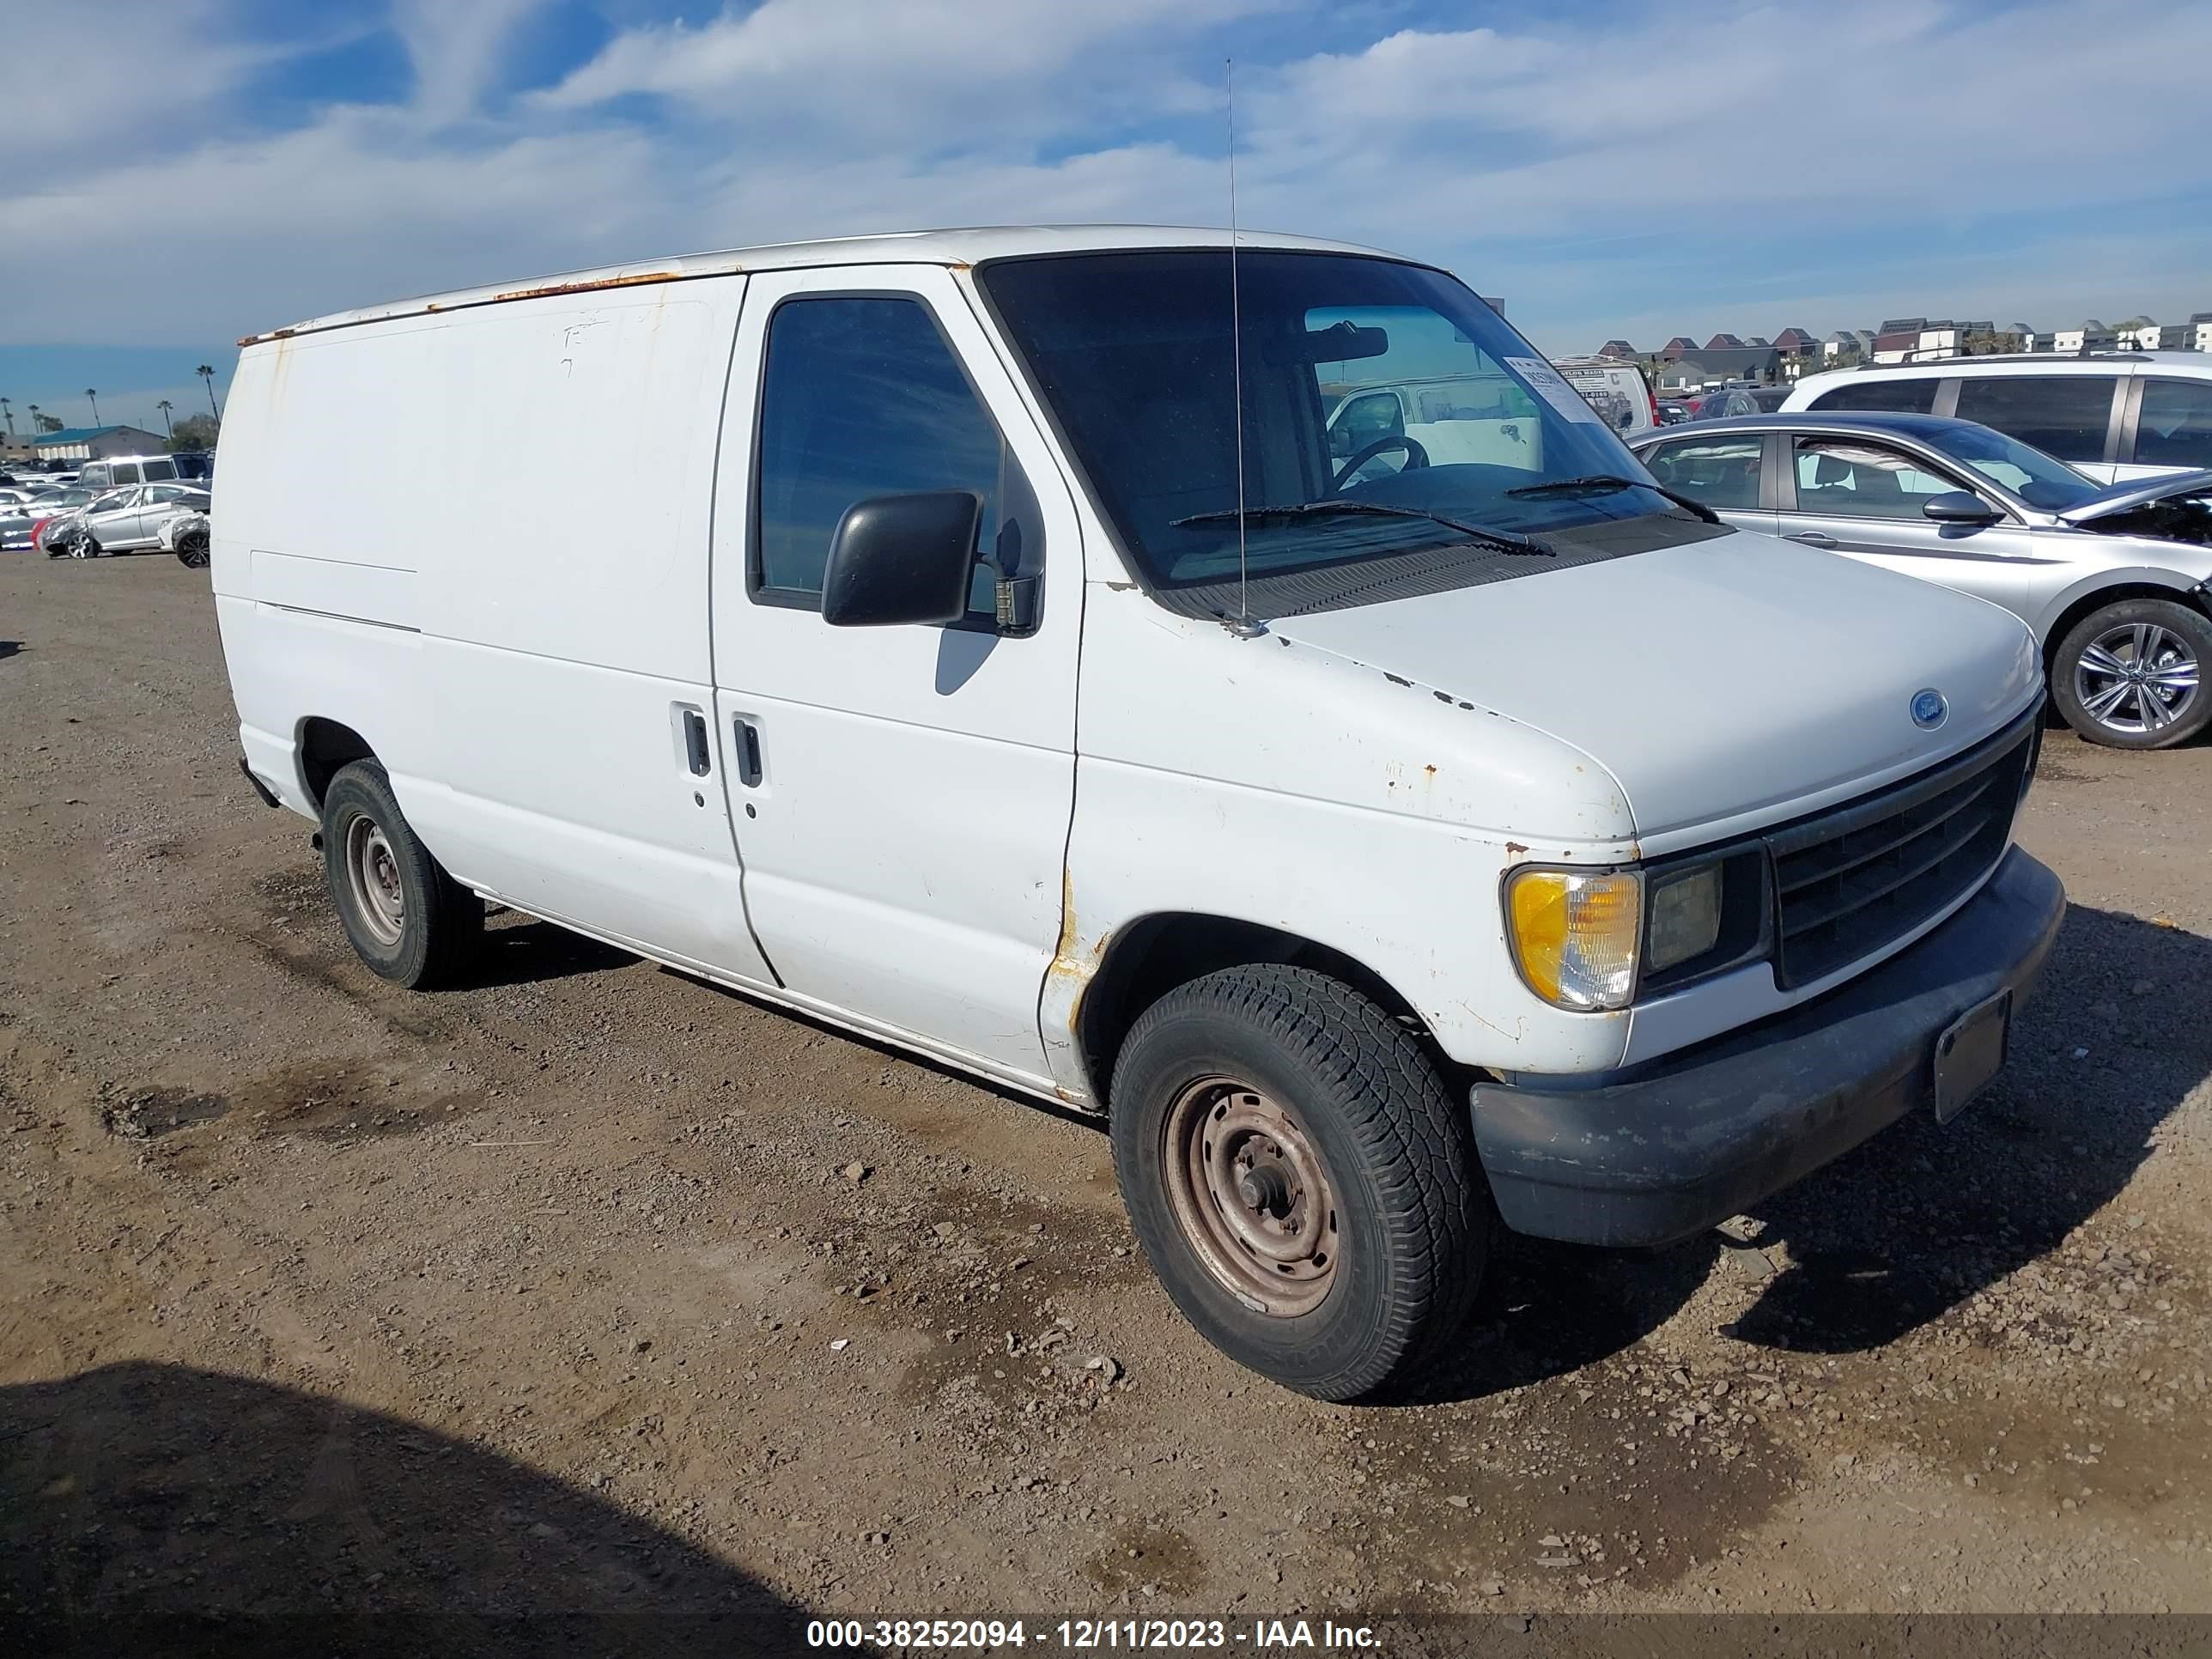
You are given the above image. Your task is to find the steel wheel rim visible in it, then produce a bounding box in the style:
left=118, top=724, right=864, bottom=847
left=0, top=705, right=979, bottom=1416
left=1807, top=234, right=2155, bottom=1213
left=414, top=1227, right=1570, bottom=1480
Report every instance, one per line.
left=2075, top=622, right=2200, bottom=736
left=1162, top=1074, right=1340, bottom=1316
left=344, top=815, right=406, bottom=946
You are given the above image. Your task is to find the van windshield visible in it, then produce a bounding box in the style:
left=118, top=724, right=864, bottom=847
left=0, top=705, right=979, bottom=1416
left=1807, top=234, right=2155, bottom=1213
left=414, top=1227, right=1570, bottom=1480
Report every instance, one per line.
left=979, top=250, right=1715, bottom=611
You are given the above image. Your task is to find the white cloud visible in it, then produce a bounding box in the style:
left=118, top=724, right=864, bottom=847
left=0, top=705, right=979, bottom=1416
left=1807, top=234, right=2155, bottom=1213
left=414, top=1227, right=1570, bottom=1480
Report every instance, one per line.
left=394, top=0, right=546, bottom=125
left=5, top=0, right=2211, bottom=351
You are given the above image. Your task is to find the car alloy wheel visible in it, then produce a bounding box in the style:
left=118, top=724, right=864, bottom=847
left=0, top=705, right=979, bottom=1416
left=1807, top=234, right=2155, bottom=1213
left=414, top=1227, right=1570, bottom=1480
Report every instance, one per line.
left=2073, top=621, right=2201, bottom=738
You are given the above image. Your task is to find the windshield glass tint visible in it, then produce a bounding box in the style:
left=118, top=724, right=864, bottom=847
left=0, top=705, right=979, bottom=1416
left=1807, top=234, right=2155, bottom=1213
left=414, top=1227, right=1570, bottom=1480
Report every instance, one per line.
left=1923, top=422, right=2098, bottom=509
left=980, top=251, right=1676, bottom=591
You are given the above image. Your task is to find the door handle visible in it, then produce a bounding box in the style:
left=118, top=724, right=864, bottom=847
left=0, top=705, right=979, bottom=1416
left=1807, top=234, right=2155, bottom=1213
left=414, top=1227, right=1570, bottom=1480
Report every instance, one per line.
left=682, top=708, right=711, bottom=776
left=733, top=717, right=763, bottom=787
left=1787, top=530, right=1838, bottom=548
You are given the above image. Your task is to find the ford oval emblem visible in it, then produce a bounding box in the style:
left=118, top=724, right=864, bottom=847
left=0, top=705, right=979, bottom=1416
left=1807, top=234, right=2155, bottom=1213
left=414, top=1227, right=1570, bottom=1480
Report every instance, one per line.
left=1911, top=689, right=1948, bottom=729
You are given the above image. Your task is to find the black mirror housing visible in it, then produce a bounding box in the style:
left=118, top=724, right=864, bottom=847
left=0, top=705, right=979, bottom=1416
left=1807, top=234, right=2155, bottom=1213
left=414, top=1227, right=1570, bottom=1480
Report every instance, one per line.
left=1922, top=489, right=2002, bottom=526
left=820, top=490, right=982, bottom=628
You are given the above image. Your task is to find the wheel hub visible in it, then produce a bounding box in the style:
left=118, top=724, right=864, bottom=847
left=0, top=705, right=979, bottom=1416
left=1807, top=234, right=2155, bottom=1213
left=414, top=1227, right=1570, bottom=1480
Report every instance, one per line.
left=344, top=815, right=406, bottom=947
left=1162, top=1077, right=1340, bottom=1316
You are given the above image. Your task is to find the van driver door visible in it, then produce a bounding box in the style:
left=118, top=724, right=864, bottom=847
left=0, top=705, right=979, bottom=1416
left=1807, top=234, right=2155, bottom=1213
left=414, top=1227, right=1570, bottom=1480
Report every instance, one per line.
left=707, top=265, right=1082, bottom=1087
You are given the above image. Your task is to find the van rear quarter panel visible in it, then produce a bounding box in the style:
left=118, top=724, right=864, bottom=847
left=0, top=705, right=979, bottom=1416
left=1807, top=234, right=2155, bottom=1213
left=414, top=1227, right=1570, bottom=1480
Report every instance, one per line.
left=215, top=278, right=765, bottom=973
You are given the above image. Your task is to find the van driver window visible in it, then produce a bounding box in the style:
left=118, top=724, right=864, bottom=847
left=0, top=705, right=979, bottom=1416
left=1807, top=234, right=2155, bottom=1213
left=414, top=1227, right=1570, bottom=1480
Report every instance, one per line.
left=755, top=295, right=1028, bottom=617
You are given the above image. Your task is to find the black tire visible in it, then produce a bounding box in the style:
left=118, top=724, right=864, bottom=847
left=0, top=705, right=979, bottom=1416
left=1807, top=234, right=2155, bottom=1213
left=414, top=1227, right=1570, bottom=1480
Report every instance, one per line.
left=1109, top=963, right=1487, bottom=1401
left=319, top=759, right=482, bottom=988
left=72, top=534, right=100, bottom=559
left=175, top=527, right=210, bottom=568
left=2050, top=597, right=2212, bottom=750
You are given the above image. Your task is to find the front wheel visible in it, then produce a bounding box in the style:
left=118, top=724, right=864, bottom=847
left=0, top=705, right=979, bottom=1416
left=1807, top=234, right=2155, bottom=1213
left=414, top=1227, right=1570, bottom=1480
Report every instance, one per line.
left=319, top=760, right=483, bottom=988
left=174, top=526, right=210, bottom=568
left=2051, top=598, right=2210, bottom=749
left=70, top=534, right=100, bottom=559
left=1109, top=963, right=1487, bottom=1401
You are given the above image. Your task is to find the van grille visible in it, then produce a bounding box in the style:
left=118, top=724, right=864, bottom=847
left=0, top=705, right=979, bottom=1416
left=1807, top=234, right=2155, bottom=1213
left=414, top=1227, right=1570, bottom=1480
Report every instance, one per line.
left=1765, top=713, right=2037, bottom=989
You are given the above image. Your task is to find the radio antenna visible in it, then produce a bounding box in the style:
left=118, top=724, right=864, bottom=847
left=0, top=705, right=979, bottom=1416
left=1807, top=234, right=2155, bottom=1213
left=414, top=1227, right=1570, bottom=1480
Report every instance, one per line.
left=1224, top=56, right=1262, bottom=638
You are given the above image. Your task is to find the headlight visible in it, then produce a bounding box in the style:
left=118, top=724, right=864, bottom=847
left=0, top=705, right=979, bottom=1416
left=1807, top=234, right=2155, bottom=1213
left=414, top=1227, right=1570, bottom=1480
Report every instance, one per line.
left=1646, top=865, right=1723, bottom=973
left=1506, top=868, right=1642, bottom=1011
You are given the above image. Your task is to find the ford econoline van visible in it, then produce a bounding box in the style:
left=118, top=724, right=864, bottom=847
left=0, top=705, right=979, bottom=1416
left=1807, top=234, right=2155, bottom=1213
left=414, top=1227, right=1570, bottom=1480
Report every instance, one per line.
left=215, top=228, right=2064, bottom=1400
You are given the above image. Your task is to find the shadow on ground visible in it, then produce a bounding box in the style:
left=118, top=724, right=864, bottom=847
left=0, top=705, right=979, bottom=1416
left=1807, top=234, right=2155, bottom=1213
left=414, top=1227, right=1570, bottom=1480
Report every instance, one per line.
left=1407, top=902, right=2212, bottom=1403
left=0, top=1362, right=806, bottom=1656
left=460, top=915, right=639, bottom=991
left=0, top=640, right=21, bottom=664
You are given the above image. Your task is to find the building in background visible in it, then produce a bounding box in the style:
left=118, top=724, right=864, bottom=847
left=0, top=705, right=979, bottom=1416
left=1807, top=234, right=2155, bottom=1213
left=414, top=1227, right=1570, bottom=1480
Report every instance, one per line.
left=27, top=424, right=168, bottom=463
left=2052, top=319, right=2118, bottom=353
left=1653, top=345, right=1786, bottom=392
left=1595, top=338, right=1638, bottom=360
left=2193, top=313, right=2212, bottom=353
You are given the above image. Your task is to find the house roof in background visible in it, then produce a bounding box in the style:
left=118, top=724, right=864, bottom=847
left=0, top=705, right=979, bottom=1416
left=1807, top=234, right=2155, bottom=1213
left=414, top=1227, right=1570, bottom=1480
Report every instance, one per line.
left=29, top=424, right=165, bottom=447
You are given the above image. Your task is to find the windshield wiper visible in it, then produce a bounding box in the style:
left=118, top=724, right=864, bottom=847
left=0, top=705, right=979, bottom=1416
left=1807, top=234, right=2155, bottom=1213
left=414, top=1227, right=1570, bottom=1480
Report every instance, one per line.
left=1171, top=500, right=1553, bottom=556
left=1504, top=473, right=1722, bottom=524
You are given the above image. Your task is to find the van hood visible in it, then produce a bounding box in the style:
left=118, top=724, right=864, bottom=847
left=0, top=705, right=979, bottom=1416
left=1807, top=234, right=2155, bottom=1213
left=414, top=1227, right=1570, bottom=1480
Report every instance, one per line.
left=1270, top=526, right=2040, bottom=847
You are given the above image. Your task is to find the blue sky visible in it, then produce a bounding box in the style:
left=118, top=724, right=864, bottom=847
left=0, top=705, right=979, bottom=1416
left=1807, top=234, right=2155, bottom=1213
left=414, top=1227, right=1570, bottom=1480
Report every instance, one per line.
left=5, top=0, right=2212, bottom=434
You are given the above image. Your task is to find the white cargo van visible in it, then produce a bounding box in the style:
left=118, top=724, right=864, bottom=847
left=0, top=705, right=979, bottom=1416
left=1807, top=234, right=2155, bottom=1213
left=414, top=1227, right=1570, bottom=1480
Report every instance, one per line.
left=216, top=227, right=2063, bottom=1400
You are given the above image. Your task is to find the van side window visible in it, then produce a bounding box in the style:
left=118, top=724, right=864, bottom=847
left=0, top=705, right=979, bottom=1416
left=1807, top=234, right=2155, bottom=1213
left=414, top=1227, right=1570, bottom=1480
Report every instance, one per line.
left=1808, top=379, right=1939, bottom=416
left=1953, top=375, right=2117, bottom=465
left=2135, top=378, right=2212, bottom=470
left=144, top=458, right=178, bottom=481
left=754, top=295, right=1029, bottom=618
left=115, top=462, right=143, bottom=485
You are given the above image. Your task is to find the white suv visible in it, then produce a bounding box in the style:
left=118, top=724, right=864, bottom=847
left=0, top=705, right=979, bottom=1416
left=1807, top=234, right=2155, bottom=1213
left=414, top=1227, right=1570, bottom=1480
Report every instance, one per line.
left=1784, top=351, right=2212, bottom=484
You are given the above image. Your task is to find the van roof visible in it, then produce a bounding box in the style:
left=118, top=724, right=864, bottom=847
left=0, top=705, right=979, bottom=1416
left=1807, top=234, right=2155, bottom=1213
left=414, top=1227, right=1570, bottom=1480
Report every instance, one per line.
left=239, top=224, right=1405, bottom=345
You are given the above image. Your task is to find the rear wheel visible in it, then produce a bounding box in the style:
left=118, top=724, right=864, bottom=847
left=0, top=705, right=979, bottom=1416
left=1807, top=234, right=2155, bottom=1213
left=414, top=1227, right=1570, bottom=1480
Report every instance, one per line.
left=319, top=760, right=482, bottom=988
left=1109, top=963, right=1487, bottom=1401
left=2051, top=598, right=2210, bottom=749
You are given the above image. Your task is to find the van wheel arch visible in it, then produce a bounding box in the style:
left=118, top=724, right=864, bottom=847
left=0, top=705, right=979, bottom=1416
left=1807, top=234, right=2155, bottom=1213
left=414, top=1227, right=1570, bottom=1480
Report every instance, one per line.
left=297, top=718, right=378, bottom=809
left=1077, top=914, right=1443, bottom=1111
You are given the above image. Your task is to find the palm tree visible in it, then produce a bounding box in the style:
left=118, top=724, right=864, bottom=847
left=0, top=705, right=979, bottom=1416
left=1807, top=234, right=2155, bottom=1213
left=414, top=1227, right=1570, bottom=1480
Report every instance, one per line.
left=27, top=404, right=40, bottom=435
left=157, top=399, right=174, bottom=441
left=86, top=388, right=100, bottom=427
left=0, top=397, right=12, bottom=437
left=196, top=363, right=220, bottom=419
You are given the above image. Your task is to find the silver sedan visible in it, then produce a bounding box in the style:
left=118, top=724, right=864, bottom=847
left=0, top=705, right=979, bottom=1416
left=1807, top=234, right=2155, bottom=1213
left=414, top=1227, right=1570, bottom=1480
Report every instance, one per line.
left=1629, top=412, right=2212, bottom=749
left=45, top=483, right=213, bottom=559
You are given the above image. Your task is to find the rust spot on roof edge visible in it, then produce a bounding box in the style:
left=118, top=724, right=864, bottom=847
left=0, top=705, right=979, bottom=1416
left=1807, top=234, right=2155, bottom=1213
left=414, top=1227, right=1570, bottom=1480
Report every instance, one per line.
left=492, top=270, right=683, bottom=302
left=240, top=267, right=702, bottom=345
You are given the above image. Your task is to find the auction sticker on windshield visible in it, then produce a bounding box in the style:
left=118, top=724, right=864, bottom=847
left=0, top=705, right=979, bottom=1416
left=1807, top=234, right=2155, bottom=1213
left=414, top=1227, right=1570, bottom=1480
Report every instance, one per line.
left=1504, top=357, right=1604, bottom=424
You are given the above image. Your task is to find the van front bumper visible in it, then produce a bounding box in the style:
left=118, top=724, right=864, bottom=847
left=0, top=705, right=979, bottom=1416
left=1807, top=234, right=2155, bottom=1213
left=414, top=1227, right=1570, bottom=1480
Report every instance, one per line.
left=1469, top=846, right=2065, bottom=1248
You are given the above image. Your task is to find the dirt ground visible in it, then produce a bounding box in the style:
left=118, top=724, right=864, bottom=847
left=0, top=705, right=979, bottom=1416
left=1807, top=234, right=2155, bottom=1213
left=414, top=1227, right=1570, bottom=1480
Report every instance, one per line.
left=3, top=554, right=2209, bottom=1648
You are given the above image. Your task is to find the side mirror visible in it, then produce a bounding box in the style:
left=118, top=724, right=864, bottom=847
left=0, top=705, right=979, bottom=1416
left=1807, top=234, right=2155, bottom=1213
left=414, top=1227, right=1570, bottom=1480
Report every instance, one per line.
left=1922, top=490, right=2002, bottom=526
left=820, top=490, right=982, bottom=629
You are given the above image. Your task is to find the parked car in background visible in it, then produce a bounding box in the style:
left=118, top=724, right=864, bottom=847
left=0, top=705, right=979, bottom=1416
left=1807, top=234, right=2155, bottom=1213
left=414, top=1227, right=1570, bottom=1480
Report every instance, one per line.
left=171, top=450, right=215, bottom=483
left=1656, top=399, right=1692, bottom=424
left=0, top=488, right=94, bottom=550
left=162, top=507, right=211, bottom=568
left=1629, top=411, right=2212, bottom=747
left=1784, top=351, right=2212, bottom=485
left=1691, top=385, right=1789, bottom=420
left=1550, top=356, right=1660, bottom=437
left=46, top=483, right=212, bottom=557
left=76, top=453, right=189, bottom=491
